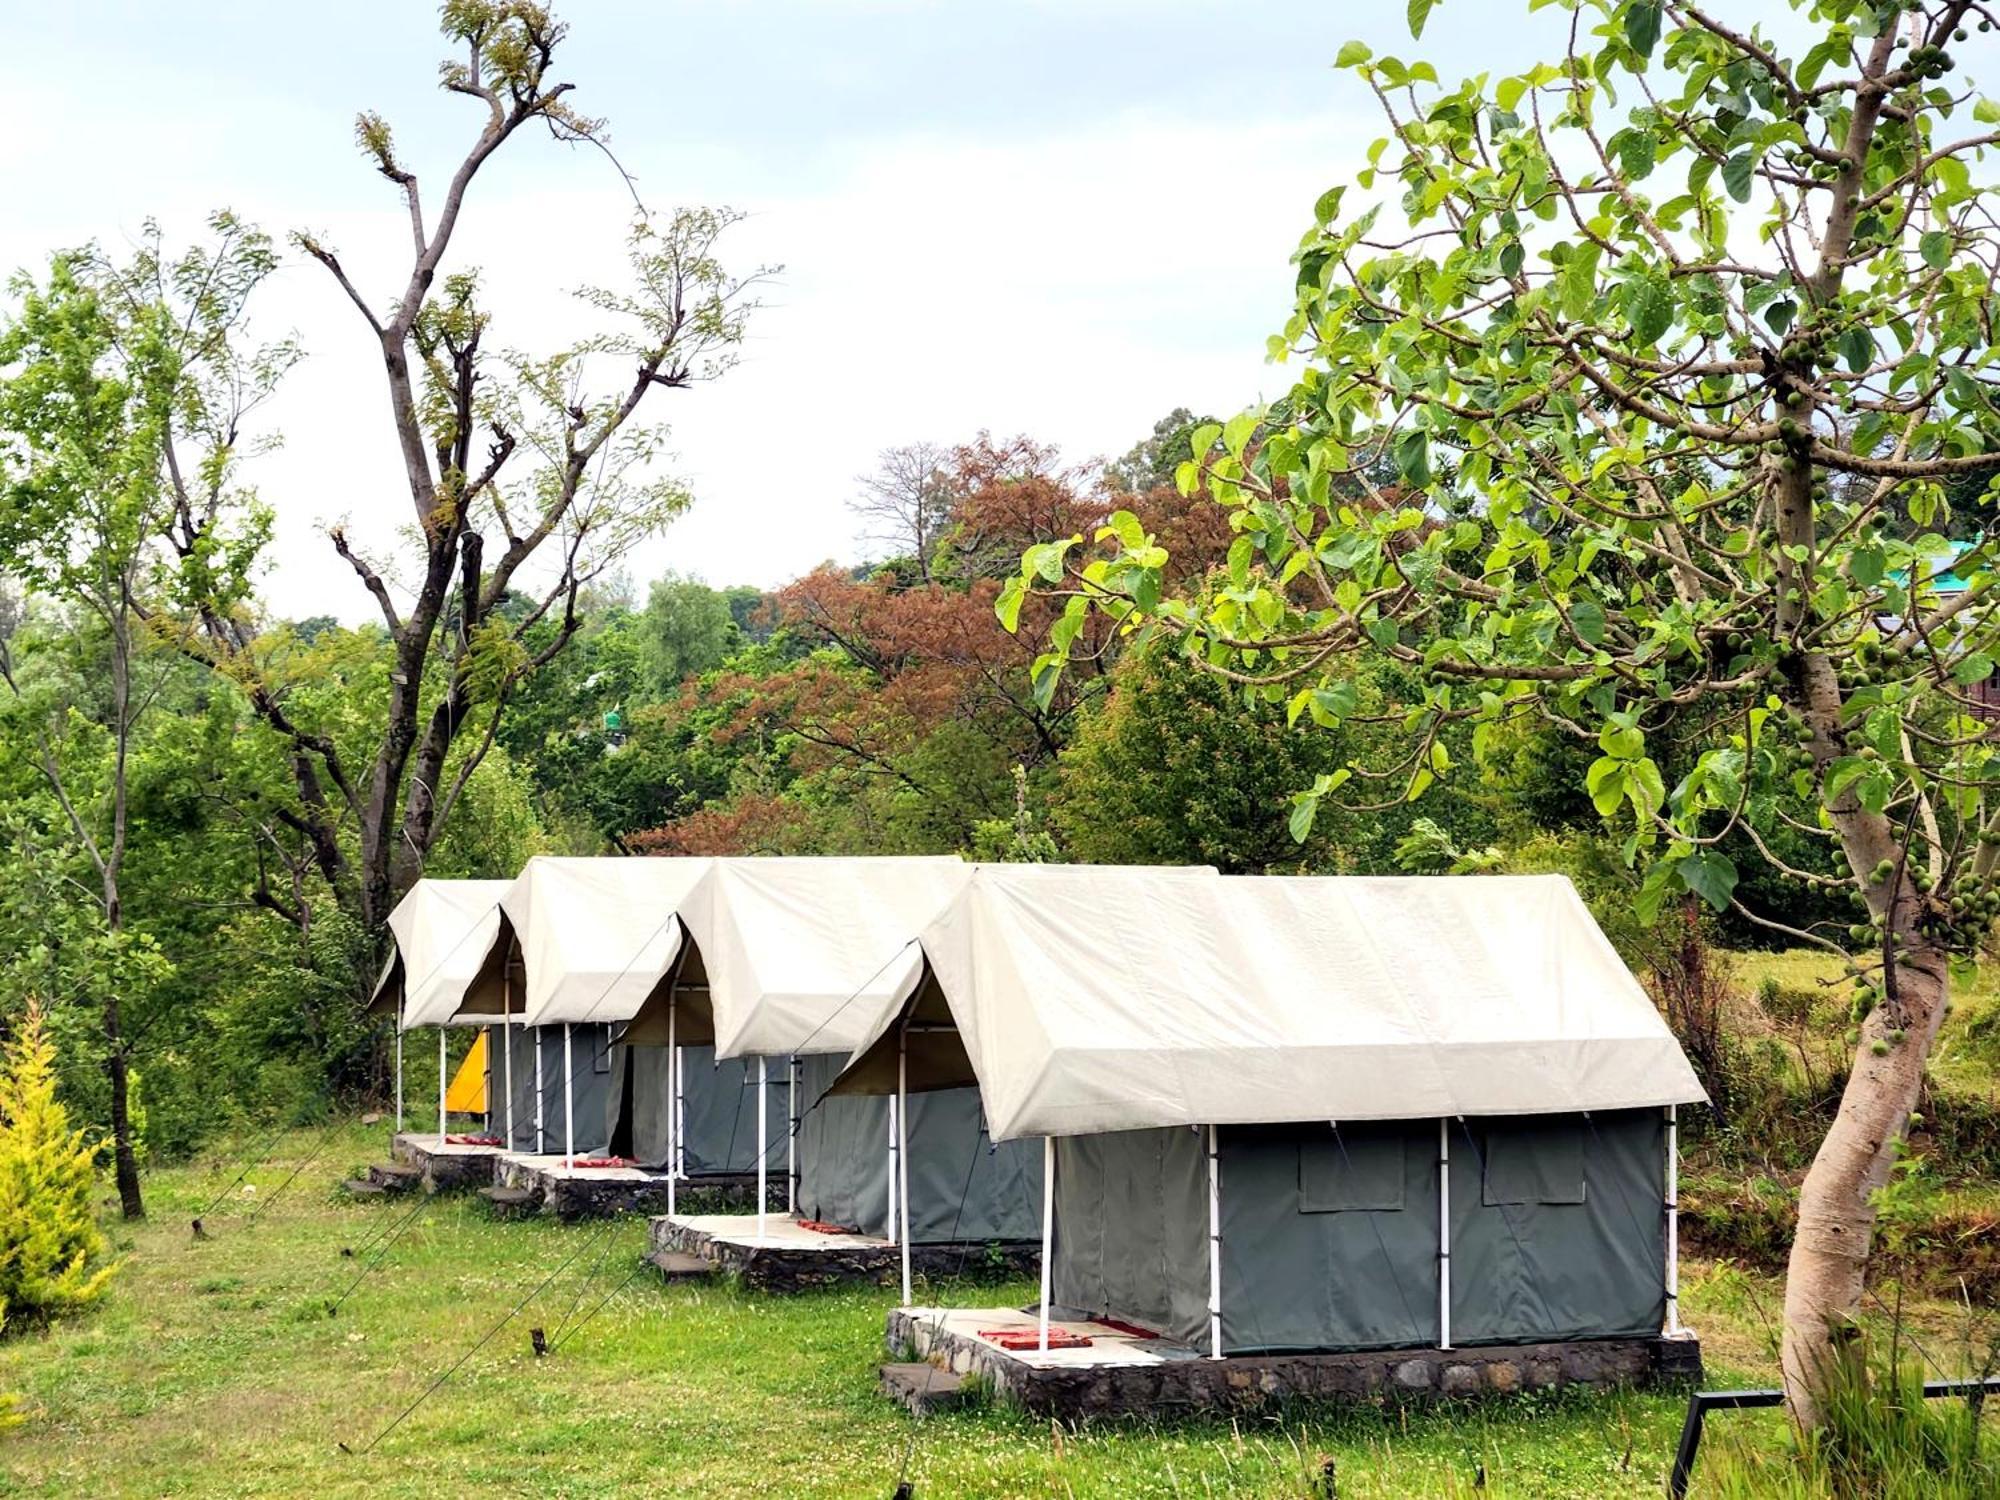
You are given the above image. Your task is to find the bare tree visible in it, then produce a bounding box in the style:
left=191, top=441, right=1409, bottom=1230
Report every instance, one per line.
left=171, top=4, right=764, bottom=932
left=850, top=441, right=954, bottom=580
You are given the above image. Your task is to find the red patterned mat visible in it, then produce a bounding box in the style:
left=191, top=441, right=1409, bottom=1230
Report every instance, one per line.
left=797, top=1219, right=861, bottom=1235
left=978, top=1327, right=1093, bottom=1351
left=443, top=1135, right=502, bottom=1146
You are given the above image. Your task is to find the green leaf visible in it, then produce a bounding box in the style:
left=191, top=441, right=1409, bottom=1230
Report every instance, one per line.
left=1622, top=273, right=1673, bottom=345
left=1288, top=793, right=1320, bottom=843
left=1624, top=0, right=1662, bottom=57
left=1952, top=651, right=1995, bottom=685
left=1395, top=428, right=1431, bottom=487
left=1586, top=756, right=1627, bottom=816
left=995, top=576, right=1026, bottom=632
left=1313, top=185, right=1346, bottom=227
left=1976, top=98, right=2000, bottom=125
left=1407, top=0, right=1438, bottom=40
left=1678, top=851, right=1738, bottom=913
left=1619, top=130, right=1657, bottom=181
left=1920, top=231, right=1953, bottom=271
left=1189, top=422, right=1222, bottom=459
left=1223, top=410, right=1259, bottom=460
left=1336, top=40, right=1373, bottom=68
left=1721, top=152, right=1755, bottom=204
left=1839, top=326, right=1875, bottom=374
left=1765, top=299, right=1795, bottom=335
left=1570, top=599, right=1607, bottom=645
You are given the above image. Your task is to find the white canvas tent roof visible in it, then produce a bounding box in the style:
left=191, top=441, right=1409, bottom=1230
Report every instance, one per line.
left=374, top=878, right=515, bottom=1030
left=680, top=856, right=973, bottom=1059
left=486, top=856, right=715, bottom=1027
left=837, top=865, right=1705, bottom=1141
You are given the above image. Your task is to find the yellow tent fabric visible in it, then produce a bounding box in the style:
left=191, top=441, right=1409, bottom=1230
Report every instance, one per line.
left=445, top=1031, right=488, bottom=1114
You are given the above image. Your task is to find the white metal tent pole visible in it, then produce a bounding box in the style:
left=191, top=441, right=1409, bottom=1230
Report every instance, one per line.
left=1665, top=1104, right=1681, bottom=1335
left=1037, top=1135, right=1054, bottom=1353
left=482, top=1026, right=492, bottom=1135
left=665, top=992, right=677, bottom=1215
left=437, top=1028, right=448, bottom=1145
left=898, top=1026, right=912, bottom=1307
left=787, top=1058, right=798, bottom=1215
left=1438, top=1118, right=1453, bottom=1351
left=533, top=1029, right=545, bottom=1154
left=502, top=1009, right=514, bottom=1152
left=563, top=1023, right=575, bottom=1170
left=886, top=1093, right=900, bottom=1246
left=1206, top=1125, right=1222, bottom=1360
left=756, top=1056, right=769, bottom=1243
left=394, top=1028, right=404, bottom=1135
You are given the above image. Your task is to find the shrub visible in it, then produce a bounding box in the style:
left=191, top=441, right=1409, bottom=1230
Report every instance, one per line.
left=0, top=1003, right=117, bottom=1326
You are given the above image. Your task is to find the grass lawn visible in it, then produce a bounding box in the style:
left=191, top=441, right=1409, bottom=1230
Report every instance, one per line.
left=0, top=1120, right=1986, bottom=1498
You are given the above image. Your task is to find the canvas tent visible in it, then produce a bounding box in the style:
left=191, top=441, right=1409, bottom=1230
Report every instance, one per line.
left=835, top=865, right=1706, bottom=1354
left=368, top=877, right=515, bottom=1140
left=463, top=855, right=781, bottom=1172
left=630, top=855, right=1042, bottom=1242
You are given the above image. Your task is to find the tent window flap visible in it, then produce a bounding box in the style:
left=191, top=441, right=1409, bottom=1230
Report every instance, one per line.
left=1481, top=1118, right=1586, bottom=1206
left=1298, top=1129, right=1405, bottom=1213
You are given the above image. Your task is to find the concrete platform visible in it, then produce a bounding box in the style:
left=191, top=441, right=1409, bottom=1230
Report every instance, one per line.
left=650, top=1212, right=1039, bottom=1293
left=886, top=1306, right=1704, bottom=1418
left=389, top=1132, right=504, bottom=1193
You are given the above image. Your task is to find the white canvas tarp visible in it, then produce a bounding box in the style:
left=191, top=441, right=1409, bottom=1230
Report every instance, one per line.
left=680, top=856, right=972, bottom=1059
left=377, top=878, right=514, bottom=1030
left=838, top=866, right=1705, bottom=1140
left=489, top=856, right=714, bottom=1027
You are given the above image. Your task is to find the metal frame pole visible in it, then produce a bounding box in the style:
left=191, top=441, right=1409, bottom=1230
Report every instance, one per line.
left=437, top=1028, right=448, bottom=1145
left=1666, top=1104, right=1681, bottom=1335
left=787, top=1057, right=798, bottom=1215
left=1206, top=1125, right=1223, bottom=1360
left=898, top=1025, right=912, bottom=1306
left=756, top=1056, right=769, bottom=1243
left=1439, top=1117, right=1453, bottom=1350
left=394, top=1028, right=404, bottom=1135
left=666, top=993, right=677, bottom=1215
left=563, top=1022, right=575, bottom=1170
left=1037, top=1135, right=1055, bottom=1353
left=482, top=1026, right=492, bottom=1135
left=533, top=1028, right=545, bottom=1154
left=502, top=1009, right=514, bottom=1152
left=886, top=1093, right=900, bottom=1246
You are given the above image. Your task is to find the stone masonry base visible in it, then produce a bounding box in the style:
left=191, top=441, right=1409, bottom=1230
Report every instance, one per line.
left=886, top=1308, right=1703, bottom=1419
left=389, top=1133, right=499, bottom=1194
left=651, top=1216, right=1040, bottom=1293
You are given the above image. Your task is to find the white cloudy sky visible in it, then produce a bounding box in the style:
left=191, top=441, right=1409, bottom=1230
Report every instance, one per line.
left=0, top=1, right=1566, bottom=620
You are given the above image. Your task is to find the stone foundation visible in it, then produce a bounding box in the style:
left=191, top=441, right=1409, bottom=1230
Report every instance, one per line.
left=389, top=1133, right=501, bottom=1194
left=885, top=1308, right=1703, bottom=1419
left=650, top=1215, right=1040, bottom=1293
left=491, top=1157, right=761, bottom=1220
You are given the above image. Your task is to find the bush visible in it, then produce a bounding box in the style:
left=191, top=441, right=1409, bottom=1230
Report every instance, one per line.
left=0, top=1003, right=116, bottom=1327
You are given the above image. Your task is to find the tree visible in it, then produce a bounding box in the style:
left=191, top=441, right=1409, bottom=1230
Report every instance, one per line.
left=638, top=572, right=741, bottom=693
left=0, top=1003, right=117, bottom=1324
left=850, top=442, right=954, bottom=580
left=0, top=224, right=275, bottom=1217
left=1107, top=406, right=1217, bottom=494
left=176, top=3, right=764, bottom=933
left=1010, top=0, right=2000, bottom=1422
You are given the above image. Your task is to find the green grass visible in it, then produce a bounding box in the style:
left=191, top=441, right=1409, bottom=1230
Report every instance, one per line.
left=0, top=1122, right=1986, bottom=1497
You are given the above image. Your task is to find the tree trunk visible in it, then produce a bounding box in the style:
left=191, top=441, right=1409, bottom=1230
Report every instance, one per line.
left=1779, top=939, right=1946, bottom=1426
left=102, top=993, right=144, bottom=1220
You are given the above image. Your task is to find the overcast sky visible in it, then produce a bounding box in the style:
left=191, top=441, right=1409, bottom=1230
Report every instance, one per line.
left=1, top=1, right=1563, bottom=620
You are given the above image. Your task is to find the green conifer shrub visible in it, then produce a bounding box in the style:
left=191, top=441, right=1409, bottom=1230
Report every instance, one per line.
left=0, top=1003, right=116, bottom=1325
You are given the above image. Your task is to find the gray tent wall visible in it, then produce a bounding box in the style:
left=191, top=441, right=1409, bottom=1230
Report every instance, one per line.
left=497, top=1024, right=612, bottom=1155
left=604, top=1041, right=787, bottom=1174
left=1049, top=1110, right=1665, bottom=1355
left=794, top=1052, right=1044, bottom=1243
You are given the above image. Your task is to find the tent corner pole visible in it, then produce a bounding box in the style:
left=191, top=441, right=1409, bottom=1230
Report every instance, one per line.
left=394, top=1027, right=403, bottom=1136
left=886, top=1089, right=900, bottom=1249
left=1206, top=1124, right=1222, bottom=1361
left=501, top=1003, right=514, bottom=1154
left=1666, top=1103, right=1681, bottom=1337
left=437, top=1027, right=447, bottom=1146
left=533, top=1026, right=545, bottom=1155
left=562, top=1022, right=575, bottom=1171
left=665, top=993, right=677, bottom=1216
left=1038, top=1134, right=1054, bottom=1354
left=1438, top=1117, right=1452, bottom=1351
left=898, top=1026, right=912, bottom=1308
left=481, top=1025, right=492, bottom=1135
left=756, top=1056, right=769, bottom=1244
left=787, top=1057, right=798, bottom=1216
